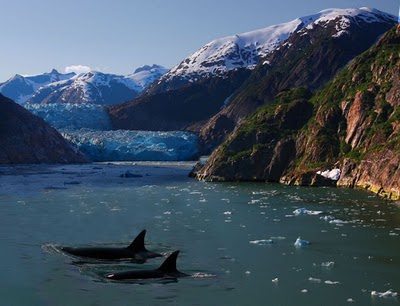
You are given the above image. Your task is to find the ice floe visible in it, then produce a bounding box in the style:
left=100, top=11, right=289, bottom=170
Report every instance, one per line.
left=321, top=261, right=335, bottom=268
left=325, top=280, right=340, bottom=285
left=294, top=237, right=310, bottom=247
left=293, top=207, right=323, bottom=215
left=371, top=289, right=398, bottom=298
left=249, top=239, right=274, bottom=245
left=308, top=277, right=322, bottom=283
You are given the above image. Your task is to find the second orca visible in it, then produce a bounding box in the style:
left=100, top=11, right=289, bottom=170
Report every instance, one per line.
left=105, top=250, right=188, bottom=281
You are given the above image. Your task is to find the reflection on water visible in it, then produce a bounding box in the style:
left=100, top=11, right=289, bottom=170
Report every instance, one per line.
left=0, top=162, right=399, bottom=305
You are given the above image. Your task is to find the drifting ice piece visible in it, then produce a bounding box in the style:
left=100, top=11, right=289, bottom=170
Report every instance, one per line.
left=293, top=208, right=323, bottom=215
left=294, top=237, right=310, bottom=247
left=371, top=290, right=398, bottom=298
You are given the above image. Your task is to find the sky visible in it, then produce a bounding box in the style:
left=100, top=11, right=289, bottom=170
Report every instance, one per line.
left=0, top=0, right=398, bottom=81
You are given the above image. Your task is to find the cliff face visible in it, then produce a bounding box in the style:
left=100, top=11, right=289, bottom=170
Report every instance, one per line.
left=195, top=26, right=400, bottom=201
left=0, top=94, right=87, bottom=164
left=199, top=16, right=396, bottom=152
left=109, top=69, right=250, bottom=131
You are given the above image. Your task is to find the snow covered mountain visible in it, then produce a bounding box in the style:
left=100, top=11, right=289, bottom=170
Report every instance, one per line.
left=145, top=7, right=395, bottom=95
left=110, top=7, right=396, bottom=134
left=27, top=64, right=168, bottom=105
left=0, top=69, right=75, bottom=104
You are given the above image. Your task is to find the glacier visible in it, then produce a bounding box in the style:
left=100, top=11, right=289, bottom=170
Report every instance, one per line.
left=62, top=129, right=199, bottom=162
left=25, top=103, right=112, bottom=130
left=25, top=103, right=199, bottom=162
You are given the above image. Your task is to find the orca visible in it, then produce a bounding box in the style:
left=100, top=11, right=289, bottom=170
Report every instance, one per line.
left=61, top=229, right=162, bottom=261
left=105, top=250, right=189, bottom=280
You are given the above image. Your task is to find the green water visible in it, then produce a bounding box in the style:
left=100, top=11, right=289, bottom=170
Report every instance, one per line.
left=0, top=162, right=399, bottom=305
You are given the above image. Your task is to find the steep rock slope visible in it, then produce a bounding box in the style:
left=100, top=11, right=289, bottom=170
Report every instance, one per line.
left=110, top=8, right=395, bottom=136
left=109, top=69, right=250, bottom=131
left=200, top=8, right=396, bottom=151
left=27, top=65, right=168, bottom=106
left=0, top=94, right=87, bottom=164
left=0, top=69, right=75, bottom=104
left=194, top=26, right=400, bottom=200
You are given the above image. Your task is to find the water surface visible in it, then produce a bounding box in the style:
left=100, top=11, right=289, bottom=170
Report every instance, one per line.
left=0, top=162, right=399, bottom=305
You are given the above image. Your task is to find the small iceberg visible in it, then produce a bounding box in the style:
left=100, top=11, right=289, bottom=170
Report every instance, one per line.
left=321, top=261, right=335, bottom=268
left=320, top=215, right=334, bottom=221
left=293, top=208, right=323, bottom=215
left=317, top=168, right=341, bottom=181
left=250, top=239, right=274, bottom=245
left=308, top=277, right=322, bottom=283
left=294, top=237, right=310, bottom=247
left=371, top=289, right=398, bottom=298
left=325, top=280, right=340, bottom=285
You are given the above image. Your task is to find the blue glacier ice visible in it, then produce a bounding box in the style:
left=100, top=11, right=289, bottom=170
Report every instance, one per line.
left=62, top=129, right=199, bottom=162
left=24, top=103, right=199, bottom=161
left=25, top=103, right=112, bottom=130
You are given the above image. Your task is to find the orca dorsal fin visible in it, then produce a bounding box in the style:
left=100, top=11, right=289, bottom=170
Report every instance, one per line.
left=158, top=250, right=180, bottom=273
left=127, top=229, right=147, bottom=252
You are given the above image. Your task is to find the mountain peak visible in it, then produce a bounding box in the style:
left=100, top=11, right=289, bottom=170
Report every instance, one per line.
left=50, top=68, right=60, bottom=75
left=157, top=7, right=395, bottom=91
left=134, top=64, right=165, bottom=74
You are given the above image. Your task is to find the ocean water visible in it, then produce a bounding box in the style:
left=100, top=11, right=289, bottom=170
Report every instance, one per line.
left=0, top=162, right=399, bottom=306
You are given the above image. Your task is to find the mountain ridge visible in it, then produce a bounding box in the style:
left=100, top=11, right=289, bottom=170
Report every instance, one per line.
left=0, top=69, right=75, bottom=104
left=110, top=7, right=396, bottom=141
left=193, top=25, right=400, bottom=201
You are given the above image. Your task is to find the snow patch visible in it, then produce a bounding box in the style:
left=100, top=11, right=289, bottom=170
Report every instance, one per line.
left=317, top=168, right=341, bottom=180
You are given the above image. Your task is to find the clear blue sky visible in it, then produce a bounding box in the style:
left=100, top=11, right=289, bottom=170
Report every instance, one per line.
left=0, top=0, right=398, bottom=81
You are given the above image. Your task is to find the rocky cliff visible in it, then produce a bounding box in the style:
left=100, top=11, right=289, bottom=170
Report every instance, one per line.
left=108, top=8, right=395, bottom=151
left=0, top=94, right=87, bottom=164
left=195, top=26, right=400, bottom=201
left=199, top=11, right=396, bottom=152
left=109, top=69, right=250, bottom=131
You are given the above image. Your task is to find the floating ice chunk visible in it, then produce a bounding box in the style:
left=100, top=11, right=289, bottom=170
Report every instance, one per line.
left=301, top=289, right=308, bottom=293
left=371, top=289, right=398, bottom=298
left=308, top=210, right=323, bottom=215
left=294, top=237, right=310, bottom=247
left=347, top=298, right=355, bottom=303
left=223, top=211, right=232, bottom=215
left=308, top=277, right=322, bottom=283
left=320, top=215, right=334, bottom=221
left=293, top=207, right=308, bottom=215
left=317, top=168, right=341, bottom=181
left=250, top=239, right=274, bottom=245
left=293, top=208, right=323, bottom=215
left=321, top=261, right=335, bottom=268
left=329, top=219, right=348, bottom=224
left=325, top=280, right=340, bottom=285
left=272, top=277, right=278, bottom=283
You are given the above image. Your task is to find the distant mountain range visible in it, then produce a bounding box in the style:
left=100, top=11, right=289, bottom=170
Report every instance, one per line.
left=0, top=64, right=168, bottom=105
left=0, top=69, right=75, bottom=104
